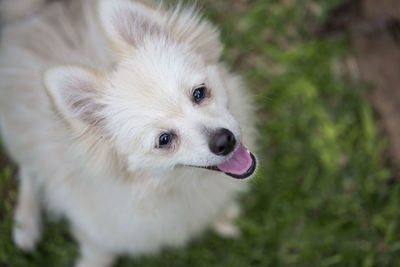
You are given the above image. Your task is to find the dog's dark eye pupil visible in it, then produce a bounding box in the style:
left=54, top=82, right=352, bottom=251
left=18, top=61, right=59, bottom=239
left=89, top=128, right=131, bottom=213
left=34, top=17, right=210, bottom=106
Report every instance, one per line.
left=193, top=86, right=207, bottom=103
left=159, top=133, right=172, bottom=147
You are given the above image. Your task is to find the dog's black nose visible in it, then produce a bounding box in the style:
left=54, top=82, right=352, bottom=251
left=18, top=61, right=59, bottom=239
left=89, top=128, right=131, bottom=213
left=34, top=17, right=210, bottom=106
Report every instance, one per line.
left=209, top=128, right=236, bottom=156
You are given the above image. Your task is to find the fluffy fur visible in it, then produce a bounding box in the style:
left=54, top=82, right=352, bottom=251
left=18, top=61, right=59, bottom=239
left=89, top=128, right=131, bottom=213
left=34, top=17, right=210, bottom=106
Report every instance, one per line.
left=0, top=0, right=256, bottom=266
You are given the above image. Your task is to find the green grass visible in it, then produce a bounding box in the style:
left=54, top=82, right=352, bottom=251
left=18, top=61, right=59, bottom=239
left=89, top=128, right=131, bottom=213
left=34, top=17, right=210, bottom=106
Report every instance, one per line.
left=1, top=0, right=399, bottom=266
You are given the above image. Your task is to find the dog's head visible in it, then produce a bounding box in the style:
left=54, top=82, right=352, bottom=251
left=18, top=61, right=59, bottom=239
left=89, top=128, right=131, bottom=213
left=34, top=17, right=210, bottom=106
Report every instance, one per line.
left=44, top=0, right=256, bottom=179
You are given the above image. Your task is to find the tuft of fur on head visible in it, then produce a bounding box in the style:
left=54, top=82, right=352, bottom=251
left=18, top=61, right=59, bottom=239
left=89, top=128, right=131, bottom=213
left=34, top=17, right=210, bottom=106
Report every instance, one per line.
left=98, top=0, right=223, bottom=63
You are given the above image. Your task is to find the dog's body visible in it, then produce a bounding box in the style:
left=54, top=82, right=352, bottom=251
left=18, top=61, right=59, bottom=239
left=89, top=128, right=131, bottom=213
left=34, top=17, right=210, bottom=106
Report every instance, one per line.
left=0, top=0, right=256, bottom=266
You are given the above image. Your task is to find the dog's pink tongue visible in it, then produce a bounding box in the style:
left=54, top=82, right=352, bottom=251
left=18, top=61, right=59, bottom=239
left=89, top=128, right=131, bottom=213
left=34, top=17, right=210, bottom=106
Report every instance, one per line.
left=217, top=144, right=252, bottom=175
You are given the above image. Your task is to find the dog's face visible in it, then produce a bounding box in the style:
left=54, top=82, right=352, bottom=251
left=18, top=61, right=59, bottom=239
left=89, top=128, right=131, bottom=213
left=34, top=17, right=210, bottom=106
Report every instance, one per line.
left=44, top=0, right=256, bottom=179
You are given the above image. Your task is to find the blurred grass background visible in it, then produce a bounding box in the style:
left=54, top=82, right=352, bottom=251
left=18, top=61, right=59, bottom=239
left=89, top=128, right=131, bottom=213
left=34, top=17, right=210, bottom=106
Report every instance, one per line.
left=1, top=0, right=400, bottom=266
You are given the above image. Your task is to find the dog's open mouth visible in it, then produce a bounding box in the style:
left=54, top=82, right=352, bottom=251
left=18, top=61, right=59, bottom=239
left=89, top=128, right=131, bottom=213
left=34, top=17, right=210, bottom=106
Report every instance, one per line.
left=205, top=144, right=256, bottom=179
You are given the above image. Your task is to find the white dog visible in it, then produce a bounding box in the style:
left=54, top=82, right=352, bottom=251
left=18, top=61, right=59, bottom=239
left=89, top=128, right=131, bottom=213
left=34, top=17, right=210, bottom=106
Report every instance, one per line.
left=0, top=0, right=257, bottom=266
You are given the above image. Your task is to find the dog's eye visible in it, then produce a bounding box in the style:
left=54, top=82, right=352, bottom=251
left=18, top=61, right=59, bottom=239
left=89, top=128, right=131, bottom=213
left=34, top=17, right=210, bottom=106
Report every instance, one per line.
left=158, top=133, right=174, bottom=148
left=192, top=85, right=207, bottom=103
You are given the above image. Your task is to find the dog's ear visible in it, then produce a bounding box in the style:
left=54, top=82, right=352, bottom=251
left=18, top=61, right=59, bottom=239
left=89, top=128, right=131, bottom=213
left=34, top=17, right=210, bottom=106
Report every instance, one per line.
left=99, top=0, right=162, bottom=54
left=44, top=66, right=105, bottom=131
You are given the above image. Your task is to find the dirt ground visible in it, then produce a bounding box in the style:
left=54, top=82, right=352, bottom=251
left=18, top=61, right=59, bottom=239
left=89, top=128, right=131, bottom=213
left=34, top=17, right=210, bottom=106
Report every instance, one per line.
left=324, top=0, right=400, bottom=176
left=356, top=0, right=400, bottom=177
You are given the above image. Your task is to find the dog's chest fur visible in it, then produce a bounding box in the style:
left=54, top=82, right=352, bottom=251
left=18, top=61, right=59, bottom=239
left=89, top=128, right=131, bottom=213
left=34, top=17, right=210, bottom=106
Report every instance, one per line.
left=50, top=168, right=243, bottom=254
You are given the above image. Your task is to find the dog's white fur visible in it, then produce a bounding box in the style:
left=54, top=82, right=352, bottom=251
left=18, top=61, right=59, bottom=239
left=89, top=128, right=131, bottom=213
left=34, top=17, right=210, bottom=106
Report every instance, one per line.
left=0, top=0, right=256, bottom=266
